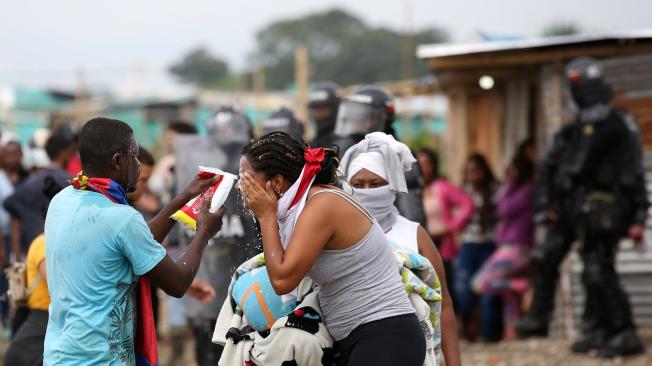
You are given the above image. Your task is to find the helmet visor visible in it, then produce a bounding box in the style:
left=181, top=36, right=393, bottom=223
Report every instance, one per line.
left=334, top=101, right=386, bottom=137
left=206, top=112, right=250, bottom=144
left=260, top=118, right=305, bottom=141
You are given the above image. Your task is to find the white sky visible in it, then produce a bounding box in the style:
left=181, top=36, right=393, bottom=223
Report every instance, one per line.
left=1, top=0, right=651, bottom=91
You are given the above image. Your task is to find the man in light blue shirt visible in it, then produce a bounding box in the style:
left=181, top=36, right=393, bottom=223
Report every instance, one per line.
left=44, top=118, right=225, bottom=365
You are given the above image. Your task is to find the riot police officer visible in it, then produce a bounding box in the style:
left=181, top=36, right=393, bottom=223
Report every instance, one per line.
left=308, top=81, right=341, bottom=148
left=177, top=106, right=262, bottom=365
left=334, top=85, right=426, bottom=226
left=516, top=57, right=647, bottom=358
left=260, top=107, right=305, bottom=142
left=333, top=85, right=395, bottom=154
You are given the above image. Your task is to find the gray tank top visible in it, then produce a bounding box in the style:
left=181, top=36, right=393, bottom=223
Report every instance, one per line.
left=307, top=189, right=414, bottom=341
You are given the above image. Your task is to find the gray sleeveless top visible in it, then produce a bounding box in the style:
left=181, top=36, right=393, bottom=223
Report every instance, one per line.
left=307, top=189, right=414, bottom=341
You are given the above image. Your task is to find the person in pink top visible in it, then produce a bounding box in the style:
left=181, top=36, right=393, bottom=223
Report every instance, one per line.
left=417, top=148, right=474, bottom=304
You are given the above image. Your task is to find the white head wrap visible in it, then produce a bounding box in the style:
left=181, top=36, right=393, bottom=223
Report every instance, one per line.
left=341, top=132, right=416, bottom=193
left=347, top=151, right=387, bottom=181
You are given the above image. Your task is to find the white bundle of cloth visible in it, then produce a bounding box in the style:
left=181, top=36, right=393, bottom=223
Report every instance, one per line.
left=213, top=245, right=443, bottom=365
left=213, top=280, right=334, bottom=366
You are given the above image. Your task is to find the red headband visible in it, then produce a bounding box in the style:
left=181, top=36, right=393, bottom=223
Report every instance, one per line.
left=289, top=147, right=325, bottom=208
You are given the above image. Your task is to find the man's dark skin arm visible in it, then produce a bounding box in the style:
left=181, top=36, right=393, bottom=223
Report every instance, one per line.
left=146, top=203, right=225, bottom=298
left=147, top=175, right=219, bottom=243
left=144, top=174, right=226, bottom=297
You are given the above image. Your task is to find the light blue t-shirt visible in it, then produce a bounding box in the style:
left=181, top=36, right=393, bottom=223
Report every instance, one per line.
left=44, top=186, right=166, bottom=365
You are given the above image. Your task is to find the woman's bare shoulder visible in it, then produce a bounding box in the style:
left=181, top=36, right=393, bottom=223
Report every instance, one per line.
left=307, top=185, right=345, bottom=198
left=306, top=185, right=353, bottom=211
left=304, top=185, right=372, bottom=249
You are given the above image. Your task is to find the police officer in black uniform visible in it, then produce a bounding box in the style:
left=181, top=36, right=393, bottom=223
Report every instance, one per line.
left=308, top=81, right=341, bottom=148
left=333, top=85, right=393, bottom=154
left=334, top=85, right=426, bottom=226
left=516, top=57, right=648, bottom=358
left=179, top=106, right=262, bottom=366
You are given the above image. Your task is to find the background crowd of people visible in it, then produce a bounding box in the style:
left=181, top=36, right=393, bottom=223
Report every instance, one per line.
left=0, top=55, right=647, bottom=366
left=418, top=139, right=536, bottom=343
left=0, top=90, right=538, bottom=366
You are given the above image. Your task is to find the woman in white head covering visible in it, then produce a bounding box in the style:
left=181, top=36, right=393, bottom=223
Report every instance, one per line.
left=341, top=132, right=461, bottom=366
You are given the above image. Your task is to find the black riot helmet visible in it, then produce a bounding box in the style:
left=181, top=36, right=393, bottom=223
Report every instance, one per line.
left=566, top=57, right=613, bottom=108
left=205, top=106, right=253, bottom=145
left=335, top=85, right=395, bottom=138
left=260, top=107, right=305, bottom=142
left=308, top=81, right=341, bottom=138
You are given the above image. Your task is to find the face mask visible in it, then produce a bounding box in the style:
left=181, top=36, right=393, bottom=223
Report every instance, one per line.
left=353, top=185, right=398, bottom=231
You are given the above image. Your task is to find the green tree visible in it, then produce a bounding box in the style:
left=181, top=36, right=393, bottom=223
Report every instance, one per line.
left=169, top=47, right=229, bottom=86
left=250, top=8, right=366, bottom=89
left=250, top=8, right=447, bottom=90
left=542, top=21, right=581, bottom=37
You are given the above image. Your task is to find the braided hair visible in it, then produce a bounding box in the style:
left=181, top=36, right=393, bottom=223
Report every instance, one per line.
left=242, top=132, right=339, bottom=186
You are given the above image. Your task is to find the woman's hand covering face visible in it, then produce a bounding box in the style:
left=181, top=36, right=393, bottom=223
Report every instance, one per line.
left=240, top=172, right=278, bottom=220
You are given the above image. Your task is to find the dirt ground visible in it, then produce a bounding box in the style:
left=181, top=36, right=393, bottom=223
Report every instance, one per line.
left=153, top=330, right=652, bottom=366
left=1, top=328, right=650, bottom=365
left=458, top=331, right=652, bottom=366
left=1, top=295, right=649, bottom=366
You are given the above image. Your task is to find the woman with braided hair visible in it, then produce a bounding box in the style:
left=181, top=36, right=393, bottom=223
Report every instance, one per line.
left=239, top=132, right=425, bottom=366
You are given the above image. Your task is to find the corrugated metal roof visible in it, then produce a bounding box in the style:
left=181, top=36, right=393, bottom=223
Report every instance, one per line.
left=417, top=29, right=652, bottom=60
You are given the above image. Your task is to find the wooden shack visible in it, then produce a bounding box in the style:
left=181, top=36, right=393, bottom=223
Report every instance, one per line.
left=418, top=31, right=652, bottom=181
